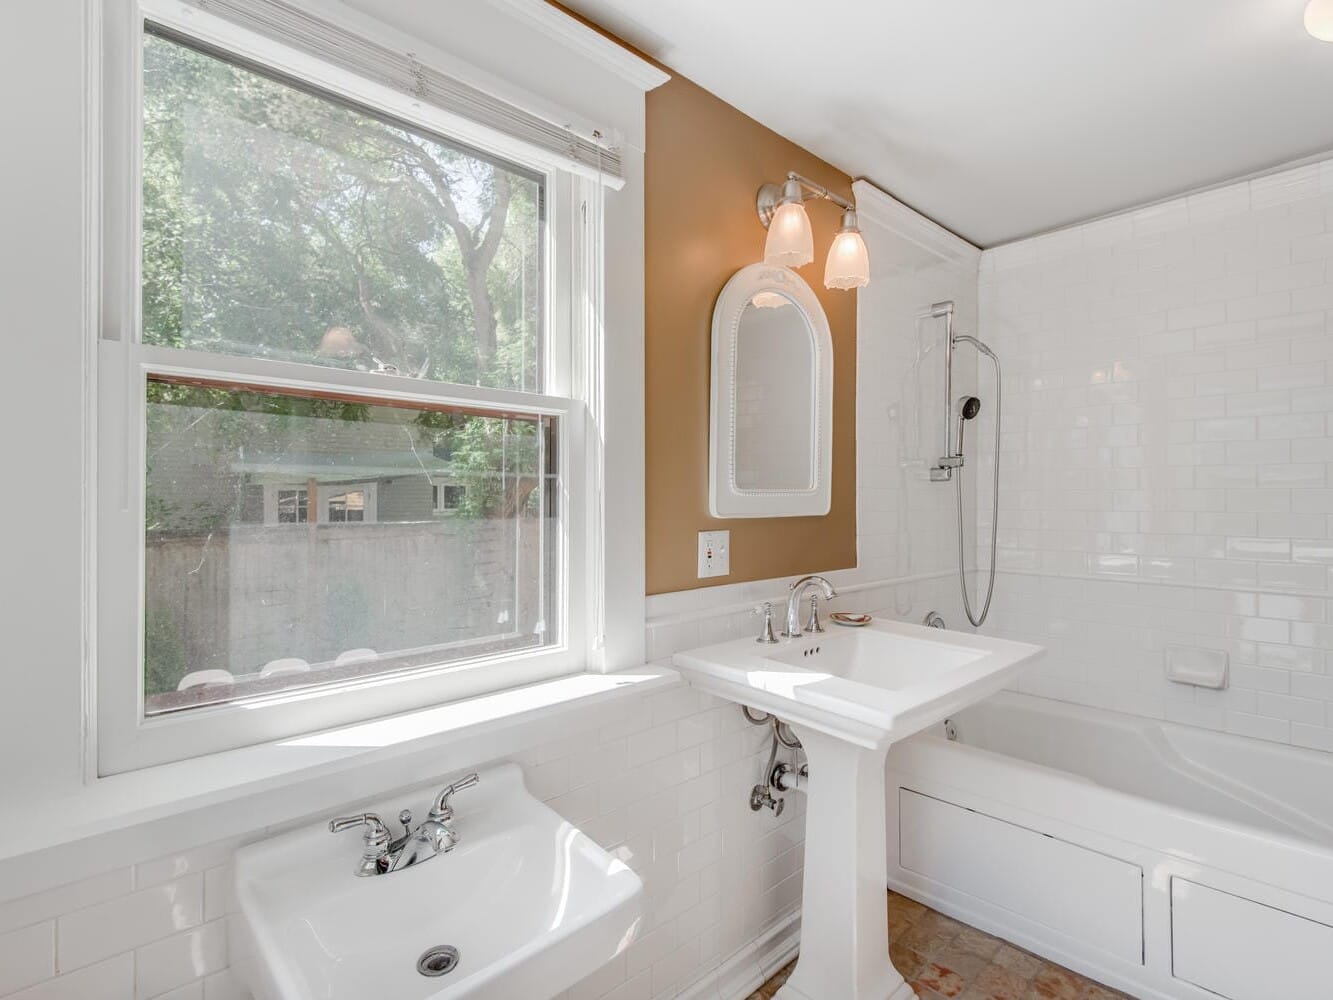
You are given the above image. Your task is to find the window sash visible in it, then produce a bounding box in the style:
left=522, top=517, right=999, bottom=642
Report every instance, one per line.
left=98, top=345, right=588, bottom=773
left=95, top=3, right=596, bottom=775
left=138, top=23, right=551, bottom=396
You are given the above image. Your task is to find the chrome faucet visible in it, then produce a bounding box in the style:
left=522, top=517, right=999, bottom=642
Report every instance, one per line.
left=784, top=575, right=837, bottom=638
left=328, top=772, right=479, bottom=877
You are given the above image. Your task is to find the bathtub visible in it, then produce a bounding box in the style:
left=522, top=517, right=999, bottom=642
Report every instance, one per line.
left=884, top=691, right=1333, bottom=1000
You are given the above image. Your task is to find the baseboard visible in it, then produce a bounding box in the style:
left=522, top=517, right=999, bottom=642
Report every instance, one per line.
left=673, top=910, right=801, bottom=1000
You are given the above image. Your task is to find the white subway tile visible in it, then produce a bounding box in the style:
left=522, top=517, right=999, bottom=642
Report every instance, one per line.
left=149, top=982, right=204, bottom=1000
left=1224, top=710, right=1290, bottom=742
left=57, top=875, right=203, bottom=973
left=5, top=955, right=134, bottom=1000
left=135, top=920, right=227, bottom=1000
left=0, top=922, right=54, bottom=995
left=0, top=868, right=133, bottom=936
left=201, top=969, right=249, bottom=1000
left=134, top=840, right=240, bottom=891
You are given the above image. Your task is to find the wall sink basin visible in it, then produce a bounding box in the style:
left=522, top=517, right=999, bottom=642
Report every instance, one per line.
left=674, top=616, right=1042, bottom=1000
left=674, top=617, right=1043, bottom=750
left=231, top=763, right=642, bottom=1000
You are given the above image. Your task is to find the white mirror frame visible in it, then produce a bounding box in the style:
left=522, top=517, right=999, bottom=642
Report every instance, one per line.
left=709, top=263, right=834, bottom=518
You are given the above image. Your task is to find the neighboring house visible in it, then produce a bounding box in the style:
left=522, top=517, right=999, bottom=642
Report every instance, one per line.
left=145, top=407, right=475, bottom=534
left=140, top=405, right=542, bottom=692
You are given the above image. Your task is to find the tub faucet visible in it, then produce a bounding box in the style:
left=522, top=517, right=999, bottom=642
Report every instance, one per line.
left=784, top=575, right=837, bottom=638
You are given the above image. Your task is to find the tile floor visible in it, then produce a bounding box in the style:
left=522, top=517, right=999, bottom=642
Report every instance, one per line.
left=748, top=892, right=1133, bottom=1000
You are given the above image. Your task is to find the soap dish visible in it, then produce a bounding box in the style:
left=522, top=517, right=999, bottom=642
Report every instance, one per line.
left=829, top=612, right=872, bottom=627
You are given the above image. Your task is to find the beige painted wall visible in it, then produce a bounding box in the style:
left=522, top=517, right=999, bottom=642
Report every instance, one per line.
left=644, top=73, right=858, bottom=594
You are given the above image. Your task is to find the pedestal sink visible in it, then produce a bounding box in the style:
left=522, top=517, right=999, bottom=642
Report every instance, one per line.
left=231, top=763, right=642, bottom=999
left=674, top=617, right=1042, bottom=1000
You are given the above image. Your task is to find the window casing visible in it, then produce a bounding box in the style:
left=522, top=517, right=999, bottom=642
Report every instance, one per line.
left=97, top=0, right=602, bottom=774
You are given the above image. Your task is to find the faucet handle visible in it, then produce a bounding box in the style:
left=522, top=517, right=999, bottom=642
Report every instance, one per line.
left=754, top=602, right=779, bottom=644
left=328, top=812, right=389, bottom=841
left=328, top=813, right=392, bottom=876
left=805, top=594, right=826, bottom=634
left=429, top=772, right=480, bottom=821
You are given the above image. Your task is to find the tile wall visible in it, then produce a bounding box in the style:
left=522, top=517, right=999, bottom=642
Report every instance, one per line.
left=976, top=158, right=1333, bottom=750
left=0, top=684, right=804, bottom=1000
left=856, top=219, right=980, bottom=595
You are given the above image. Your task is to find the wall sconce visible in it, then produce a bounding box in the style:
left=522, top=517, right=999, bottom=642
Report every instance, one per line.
left=756, top=172, right=870, bottom=289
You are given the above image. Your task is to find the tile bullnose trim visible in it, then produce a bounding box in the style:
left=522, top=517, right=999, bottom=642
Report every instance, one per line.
left=673, top=910, right=801, bottom=1000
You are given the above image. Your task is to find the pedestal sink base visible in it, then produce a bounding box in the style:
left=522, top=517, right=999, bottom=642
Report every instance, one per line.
left=770, top=729, right=918, bottom=1000
left=776, top=975, right=918, bottom=1000
left=672, top=617, right=1043, bottom=1000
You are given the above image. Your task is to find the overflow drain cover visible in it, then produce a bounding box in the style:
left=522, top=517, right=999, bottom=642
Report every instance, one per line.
left=417, top=945, right=461, bottom=978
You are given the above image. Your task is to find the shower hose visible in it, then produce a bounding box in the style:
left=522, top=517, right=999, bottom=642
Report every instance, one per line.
left=953, top=336, right=1002, bottom=627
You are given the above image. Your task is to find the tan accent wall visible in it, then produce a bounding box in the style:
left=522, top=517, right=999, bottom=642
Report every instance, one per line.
left=644, top=73, right=857, bottom=594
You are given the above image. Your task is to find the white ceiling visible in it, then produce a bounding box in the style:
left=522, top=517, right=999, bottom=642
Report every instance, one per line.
left=560, top=0, right=1333, bottom=247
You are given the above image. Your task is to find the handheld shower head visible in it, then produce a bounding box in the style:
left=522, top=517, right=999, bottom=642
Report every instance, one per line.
left=955, top=396, right=981, bottom=457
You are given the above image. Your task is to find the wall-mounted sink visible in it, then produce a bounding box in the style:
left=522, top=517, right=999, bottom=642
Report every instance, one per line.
left=231, top=763, right=642, bottom=999
left=675, top=616, right=1042, bottom=1000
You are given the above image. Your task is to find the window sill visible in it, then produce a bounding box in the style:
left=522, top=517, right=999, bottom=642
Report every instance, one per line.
left=0, top=665, right=678, bottom=903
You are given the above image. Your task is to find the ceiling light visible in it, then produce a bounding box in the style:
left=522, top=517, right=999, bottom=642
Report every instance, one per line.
left=1307, top=0, right=1333, bottom=40
left=757, top=172, right=870, bottom=289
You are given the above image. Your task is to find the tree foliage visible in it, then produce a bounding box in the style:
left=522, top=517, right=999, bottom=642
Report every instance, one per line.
left=141, top=30, right=547, bottom=524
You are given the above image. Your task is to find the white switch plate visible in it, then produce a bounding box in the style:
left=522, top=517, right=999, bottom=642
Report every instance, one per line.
left=697, top=530, right=730, bottom=578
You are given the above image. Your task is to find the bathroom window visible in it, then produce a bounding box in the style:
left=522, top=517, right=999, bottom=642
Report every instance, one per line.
left=97, top=13, right=598, bottom=774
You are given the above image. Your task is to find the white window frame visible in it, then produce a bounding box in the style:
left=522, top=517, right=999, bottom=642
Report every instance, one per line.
left=94, top=0, right=607, bottom=775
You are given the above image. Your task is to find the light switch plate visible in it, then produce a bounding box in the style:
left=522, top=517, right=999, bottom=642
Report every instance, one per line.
left=697, top=530, right=730, bottom=578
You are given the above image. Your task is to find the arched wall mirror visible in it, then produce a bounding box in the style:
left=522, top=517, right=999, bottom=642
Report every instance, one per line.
left=709, top=264, right=833, bottom=518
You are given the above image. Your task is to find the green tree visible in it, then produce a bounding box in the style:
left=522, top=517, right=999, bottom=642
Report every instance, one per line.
left=141, top=29, right=542, bottom=394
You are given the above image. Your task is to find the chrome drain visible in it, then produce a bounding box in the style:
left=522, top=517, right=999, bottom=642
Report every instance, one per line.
left=417, top=945, right=460, bottom=978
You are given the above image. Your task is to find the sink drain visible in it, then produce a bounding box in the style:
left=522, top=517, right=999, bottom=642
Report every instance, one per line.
left=417, top=945, right=460, bottom=978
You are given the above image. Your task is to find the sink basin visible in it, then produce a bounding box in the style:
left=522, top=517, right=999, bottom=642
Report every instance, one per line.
left=674, top=617, right=1043, bottom=749
left=231, top=763, right=642, bottom=999
left=674, top=614, right=1042, bottom=1000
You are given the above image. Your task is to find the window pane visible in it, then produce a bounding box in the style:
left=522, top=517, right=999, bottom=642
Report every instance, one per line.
left=143, top=377, right=558, bottom=715
left=142, top=29, right=544, bottom=392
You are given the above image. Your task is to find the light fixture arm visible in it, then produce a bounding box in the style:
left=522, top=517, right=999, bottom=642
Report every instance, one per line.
left=757, top=171, right=855, bottom=228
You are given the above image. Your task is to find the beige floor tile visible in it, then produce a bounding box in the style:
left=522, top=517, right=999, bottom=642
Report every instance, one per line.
left=991, top=943, right=1046, bottom=979
left=752, top=892, right=1127, bottom=1000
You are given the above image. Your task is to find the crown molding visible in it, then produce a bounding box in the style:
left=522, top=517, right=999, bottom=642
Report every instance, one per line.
left=485, top=0, right=670, bottom=93
left=852, top=179, right=980, bottom=268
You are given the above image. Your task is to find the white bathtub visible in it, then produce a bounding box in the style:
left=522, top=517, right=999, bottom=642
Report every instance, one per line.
left=884, top=691, right=1333, bottom=1000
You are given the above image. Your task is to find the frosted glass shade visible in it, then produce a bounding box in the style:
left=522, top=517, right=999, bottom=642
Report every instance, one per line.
left=1307, top=0, right=1333, bottom=39
left=823, top=229, right=870, bottom=290
left=764, top=201, right=814, bottom=266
